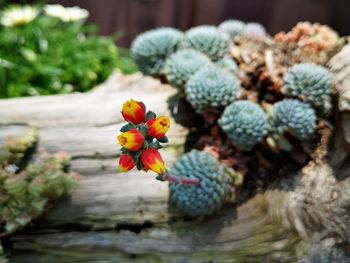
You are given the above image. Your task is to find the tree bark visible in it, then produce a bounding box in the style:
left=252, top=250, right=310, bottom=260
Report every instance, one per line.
left=1, top=46, right=350, bottom=262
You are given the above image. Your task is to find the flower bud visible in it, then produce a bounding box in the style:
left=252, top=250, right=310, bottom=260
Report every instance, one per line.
left=147, top=116, right=170, bottom=139
left=119, top=154, right=136, bottom=172
left=140, top=148, right=166, bottom=174
left=117, top=129, right=145, bottom=151
left=121, top=99, right=146, bottom=125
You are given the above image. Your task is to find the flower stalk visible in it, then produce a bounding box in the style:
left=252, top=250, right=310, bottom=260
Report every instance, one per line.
left=157, top=172, right=201, bottom=186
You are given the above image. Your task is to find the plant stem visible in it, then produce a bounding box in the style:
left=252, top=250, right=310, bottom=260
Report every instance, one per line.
left=162, top=172, right=200, bottom=186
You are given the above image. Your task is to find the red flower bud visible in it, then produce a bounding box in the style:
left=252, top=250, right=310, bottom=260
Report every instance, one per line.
left=140, top=148, right=166, bottom=175
left=119, top=153, right=136, bottom=172
left=147, top=116, right=170, bottom=139
left=121, top=99, right=146, bottom=125
left=117, top=129, right=145, bottom=151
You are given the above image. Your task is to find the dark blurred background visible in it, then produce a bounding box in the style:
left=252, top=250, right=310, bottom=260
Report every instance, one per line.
left=9, top=0, right=350, bottom=47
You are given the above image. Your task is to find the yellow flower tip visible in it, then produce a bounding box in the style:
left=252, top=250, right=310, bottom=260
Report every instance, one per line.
left=117, top=134, right=127, bottom=146
left=119, top=166, right=128, bottom=173
left=159, top=116, right=170, bottom=129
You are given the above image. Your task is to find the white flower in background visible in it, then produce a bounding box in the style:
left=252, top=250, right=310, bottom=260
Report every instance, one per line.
left=44, top=4, right=89, bottom=22
left=0, top=5, right=39, bottom=27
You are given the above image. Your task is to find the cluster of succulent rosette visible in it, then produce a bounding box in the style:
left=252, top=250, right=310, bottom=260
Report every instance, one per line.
left=131, top=20, right=334, bottom=152
left=129, top=19, right=336, bottom=217
left=0, top=127, right=78, bottom=254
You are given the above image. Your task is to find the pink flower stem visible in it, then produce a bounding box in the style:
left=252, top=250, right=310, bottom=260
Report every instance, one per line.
left=162, top=172, right=201, bottom=186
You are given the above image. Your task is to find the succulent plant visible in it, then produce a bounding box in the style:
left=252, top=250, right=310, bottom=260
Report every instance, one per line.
left=216, top=56, right=238, bottom=75
left=218, top=19, right=245, bottom=39
left=0, top=129, right=78, bottom=237
left=182, top=25, right=230, bottom=61
left=169, top=150, right=238, bottom=217
left=244, top=22, right=266, bottom=40
left=219, top=100, right=267, bottom=150
left=275, top=22, right=340, bottom=53
left=164, top=49, right=212, bottom=91
left=5, top=127, right=38, bottom=164
left=131, top=27, right=184, bottom=76
left=282, top=63, right=332, bottom=114
left=268, top=99, right=317, bottom=141
left=185, top=66, right=240, bottom=113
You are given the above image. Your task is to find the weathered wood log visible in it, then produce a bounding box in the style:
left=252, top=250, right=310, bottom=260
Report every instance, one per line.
left=329, top=44, right=350, bottom=178
left=1, top=49, right=350, bottom=263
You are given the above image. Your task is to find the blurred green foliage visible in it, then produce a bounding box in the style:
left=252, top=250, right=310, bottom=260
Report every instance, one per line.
left=0, top=7, right=138, bottom=98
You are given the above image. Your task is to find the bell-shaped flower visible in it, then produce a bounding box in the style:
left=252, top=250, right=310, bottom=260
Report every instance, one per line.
left=140, top=148, right=166, bottom=174
left=121, top=99, right=146, bottom=125
left=117, top=129, right=145, bottom=151
left=119, top=153, right=136, bottom=172
left=147, top=116, right=170, bottom=139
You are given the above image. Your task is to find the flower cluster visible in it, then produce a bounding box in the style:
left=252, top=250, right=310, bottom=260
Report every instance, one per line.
left=44, top=4, right=89, bottom=22
left=0, top=4, right=89, bottom=28
left=117, top=99, right=170, bottom=175
left=0, top=5, right=39, bottom=27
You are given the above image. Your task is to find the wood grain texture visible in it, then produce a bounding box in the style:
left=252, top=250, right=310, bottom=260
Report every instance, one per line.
left=2, top=52, right=350, bottom=262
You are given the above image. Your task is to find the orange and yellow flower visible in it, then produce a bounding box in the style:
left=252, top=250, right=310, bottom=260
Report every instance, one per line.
left=121, top=99, right=146, bottom=125
left=147, top=116, right=170, bottom=139
left=117, top=129, right=145, bottom=151
left=140, top=148, right=166, bottom=174
left=119, top=153, right=136, bottom=172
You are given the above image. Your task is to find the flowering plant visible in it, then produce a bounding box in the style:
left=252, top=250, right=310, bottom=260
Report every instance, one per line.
left=44, top=4, right=89, bottom=22
left=0, top=5, right=39, bottom=27
left=0, top=4, right=137, bottom=98
left=117, top=99, right=200, bottom=186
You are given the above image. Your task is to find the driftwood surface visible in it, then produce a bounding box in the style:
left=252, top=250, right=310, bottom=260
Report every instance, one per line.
left=1, top=44, right=350, bottom=262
